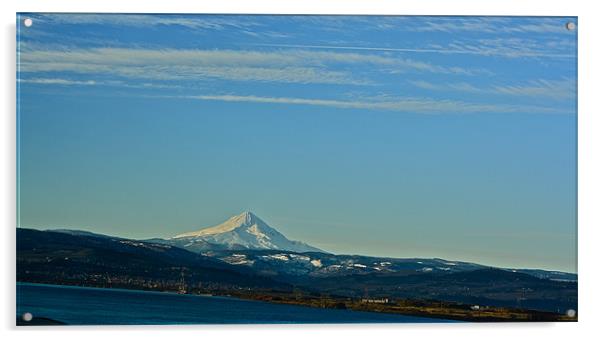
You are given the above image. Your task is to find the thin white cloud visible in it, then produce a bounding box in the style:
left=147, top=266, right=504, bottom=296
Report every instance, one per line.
left=282, top=16, right=573, bottom=36
left=183, top=94, right=568, bottom=115
left=407, top=17, right=573, bottom=35
left=291, top=50, right=483, bottom=75
left=19, top=47, right=367, bottom=85
left=409, top=78, right=575, bottom=99
left=19, top=46, right=483, bottom=85
left=252, top=42, right=573, bottom=59
left=35, top=14, right=261, bottom=31
left=493, top=79, right=576, bottom=99
left=29, top=15, right=575, bottom=60
left=442, top=37, right=575, bottom=58
left=18, top=78, right=183, bottom=89
left=18, top=78, right=96, bottom=86
left=407, top=80, right=441, bottom=91
left=23, top=64, right=364, bottom=85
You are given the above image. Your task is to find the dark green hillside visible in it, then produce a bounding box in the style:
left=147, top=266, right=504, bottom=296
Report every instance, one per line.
left=304, top=268, right=577, bottom=313
left=17, top=228, right=289, bottom=292
left=17, top=228, right=577, bottom=315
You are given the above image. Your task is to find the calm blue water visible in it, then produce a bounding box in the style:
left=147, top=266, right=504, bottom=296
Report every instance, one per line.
left=17, top=283, right=451, bottom=325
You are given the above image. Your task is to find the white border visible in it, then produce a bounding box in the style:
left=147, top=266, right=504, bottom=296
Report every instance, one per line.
left=2, top=1, right=600, bottom=338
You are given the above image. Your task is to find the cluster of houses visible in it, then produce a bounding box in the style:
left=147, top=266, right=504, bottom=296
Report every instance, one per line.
left=360, top=298, right=391, bottom=304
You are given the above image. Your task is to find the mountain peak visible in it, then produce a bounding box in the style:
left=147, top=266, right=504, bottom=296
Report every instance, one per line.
left=169, top=212, right=325, bottom=253
left=233, top=211, right=259, bottom=226
left=172, top=211, right=259, bottom=238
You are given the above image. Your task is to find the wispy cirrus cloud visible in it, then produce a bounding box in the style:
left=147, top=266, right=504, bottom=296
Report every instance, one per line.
left=409, top=78, right=575, bottom=100
left=19, top=46, right=484, bottom=85
left=34, top=13, right=262, bottom=31
left=274, top=16, right=574, bottom=36
left=18, top=77, right=182, bottom=90
left=492, top=79, right=576, bottom=99
left=18, top=78, right=97, bottom=86
left=407, top=17, right=574, bottom=34
left=25, top=14, right=296, bottom=46
left=19, top=77, right=568, bottom=115
left=181, top=94, right=568, bottom=115
left=30, top=64, right=361, bottom=85
left=291, top=50, right=485, bottom=75
left=19, top=47, right=366, bottom=85
left=252, top=40, right=574, bottom=59
left=438, top=37, right=575, bottom=58
left=246, top=19, right=573, bottom=60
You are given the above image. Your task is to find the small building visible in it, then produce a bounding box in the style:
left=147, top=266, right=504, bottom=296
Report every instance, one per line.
left=361, top=298, right=390, bottom=304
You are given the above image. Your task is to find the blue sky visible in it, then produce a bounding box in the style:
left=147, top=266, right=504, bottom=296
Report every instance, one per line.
left=17, top=14, right=577, bottom=272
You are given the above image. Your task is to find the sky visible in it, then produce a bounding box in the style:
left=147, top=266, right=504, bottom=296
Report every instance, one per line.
left=17, top=14, right=577, bottom=272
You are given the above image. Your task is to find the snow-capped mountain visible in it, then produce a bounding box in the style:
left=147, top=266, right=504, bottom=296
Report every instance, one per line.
left=166, top=211, right=325, bottom=253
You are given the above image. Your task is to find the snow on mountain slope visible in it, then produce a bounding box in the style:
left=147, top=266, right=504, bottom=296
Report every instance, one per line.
left=169, top=211, right=325, bottom=253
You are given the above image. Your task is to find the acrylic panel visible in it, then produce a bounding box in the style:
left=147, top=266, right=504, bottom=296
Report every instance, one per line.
left=16, top=14, right=577, bottom=325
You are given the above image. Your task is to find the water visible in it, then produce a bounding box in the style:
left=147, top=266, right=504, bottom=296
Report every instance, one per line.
left=17, top=283, right=451, bottom=325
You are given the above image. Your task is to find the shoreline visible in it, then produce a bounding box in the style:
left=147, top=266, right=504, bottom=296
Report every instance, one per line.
left=16, top=282, right=437, bottom=320
left=17, top=281, right=575, bottom=323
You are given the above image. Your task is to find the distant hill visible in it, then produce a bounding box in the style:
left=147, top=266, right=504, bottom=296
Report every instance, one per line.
left=49, top=229, right=118, bottom=239
left=17, top=228, right=289, bottom=291
left=17, top=227, right=577, bottom=314
left=203, top=249, right=576, bottom=282
left=302, top=267, right=577, bottom=313
left=199, top=250, right=576, bottom=313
